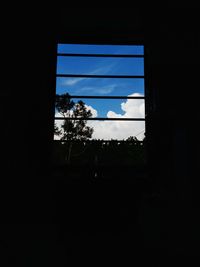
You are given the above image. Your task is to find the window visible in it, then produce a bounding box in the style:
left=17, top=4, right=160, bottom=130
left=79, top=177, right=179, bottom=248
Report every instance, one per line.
left=53, top=43, right=146, bottom=171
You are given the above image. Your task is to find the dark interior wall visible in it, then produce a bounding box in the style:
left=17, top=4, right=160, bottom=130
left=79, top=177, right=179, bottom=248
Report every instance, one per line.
left=146, top=9, right=199, bottom=189
left=1, top=7, right=200, bottom=265
left=144, top=9, right=200, bottom=254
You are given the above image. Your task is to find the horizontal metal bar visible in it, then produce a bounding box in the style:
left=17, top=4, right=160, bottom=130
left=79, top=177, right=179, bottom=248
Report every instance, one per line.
left=66, top=95, right=145, bottom=99
left=57, top=53, right=144, bottom=58
left=56, top=74, right=144, bottom=79
left=58, top=42, right=144, bottom=46
left=54, top=117, right=145, bottom=121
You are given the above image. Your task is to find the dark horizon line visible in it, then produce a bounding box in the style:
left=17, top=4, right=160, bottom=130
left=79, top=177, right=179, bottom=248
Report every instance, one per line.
left=53, top=139, right=144, bottom=143
left=54, top=117, right=145, bottom=121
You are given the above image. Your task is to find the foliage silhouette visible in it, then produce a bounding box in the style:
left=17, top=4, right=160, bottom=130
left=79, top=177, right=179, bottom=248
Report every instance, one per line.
left=55, top=93, right=94, bottom=141
left=54, top=93, right=94, bottom=163
left=54, top=93, right=146, bottom=168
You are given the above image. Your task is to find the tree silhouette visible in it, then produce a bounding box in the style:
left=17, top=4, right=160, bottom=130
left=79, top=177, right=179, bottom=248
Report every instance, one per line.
left=55, top=93, right=75, bottom=118
left=54, top=93, right=94, bottom=163
left=55, top=93, right=93, bottom=141
left=54, top=123, right=61, bottom=136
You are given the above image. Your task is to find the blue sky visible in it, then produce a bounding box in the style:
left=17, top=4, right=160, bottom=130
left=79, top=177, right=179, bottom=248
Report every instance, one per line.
left=56, top=44, right=144, bottom=117
left=56, top=77, right=144, bottom=117
left=57, top=56, right=144, bottom=75
left=55, top=44, right=145, bottom=140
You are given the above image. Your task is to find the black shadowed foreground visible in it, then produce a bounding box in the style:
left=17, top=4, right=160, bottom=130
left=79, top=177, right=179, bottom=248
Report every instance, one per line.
left=53, top=143, right=148, bottom=266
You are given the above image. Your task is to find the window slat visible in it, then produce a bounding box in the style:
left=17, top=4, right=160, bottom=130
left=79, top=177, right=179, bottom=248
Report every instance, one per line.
left=56, top=74, right=144, bottom=78
left=57, top=53, right=144, bottom=58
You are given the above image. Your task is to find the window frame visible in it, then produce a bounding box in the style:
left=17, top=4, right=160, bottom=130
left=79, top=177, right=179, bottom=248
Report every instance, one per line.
left=54, top=42, right=147, bottom=141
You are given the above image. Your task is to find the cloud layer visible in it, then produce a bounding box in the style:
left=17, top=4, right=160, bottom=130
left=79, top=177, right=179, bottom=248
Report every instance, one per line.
left=54, top=93, right=145, bottom=140
left=87, top=93, right=145, bottom=140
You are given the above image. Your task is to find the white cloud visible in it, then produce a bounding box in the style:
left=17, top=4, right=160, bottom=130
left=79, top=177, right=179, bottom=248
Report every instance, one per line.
left=78, top=84, right=116, bottom=95
left=54, top=93, right=145, bottom=140
left=88, top=120, right=145, bottom=140
left=60, top=63, right=116, bottom=87
left=88, top=93, right=145, bottom=140
left=120, top=93, right=144, bottom=118
left=85, top=104, right=98, bottom=117
left=62, top=78, right=85, bottom=86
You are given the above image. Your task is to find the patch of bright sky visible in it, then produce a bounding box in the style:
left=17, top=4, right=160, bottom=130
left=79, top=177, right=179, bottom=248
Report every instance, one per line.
left=56, top=78, right=144, bottom=116
left=71, top=98, right=145, bottom=118
left=57, top=56, right=144, bottom=75
left=56, top=44, right=144, bottom=117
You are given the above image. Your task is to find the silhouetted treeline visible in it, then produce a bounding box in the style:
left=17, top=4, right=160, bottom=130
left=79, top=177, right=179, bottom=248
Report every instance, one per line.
left=53, top=138, right=146, bottom=167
